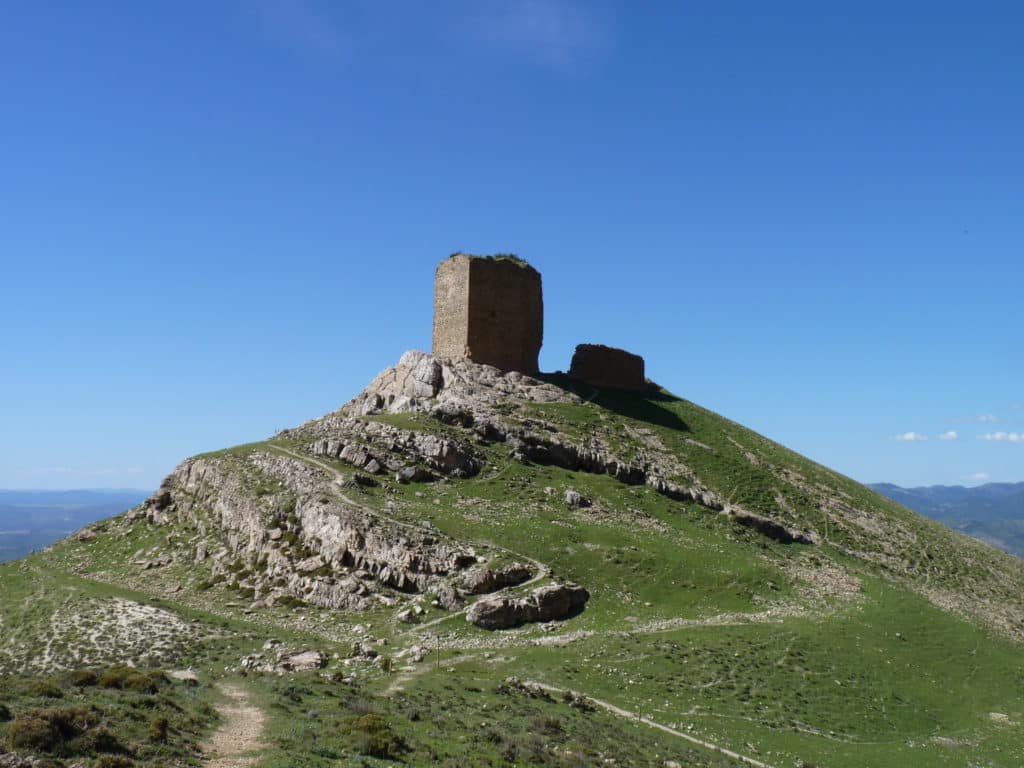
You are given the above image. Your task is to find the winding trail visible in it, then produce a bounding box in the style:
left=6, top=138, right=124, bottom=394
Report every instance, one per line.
left=524, top=681, right=777, bottom=768
left=204, top=682, right=266, bottom=768
left=272, top=445, right=552, bottom=631
left=270, top=445, right=785, bottom=766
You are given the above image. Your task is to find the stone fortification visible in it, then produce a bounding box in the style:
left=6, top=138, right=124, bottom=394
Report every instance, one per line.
left=432, top=254, right=543, bottom=374
left=569, top=344, right=646, bottom=390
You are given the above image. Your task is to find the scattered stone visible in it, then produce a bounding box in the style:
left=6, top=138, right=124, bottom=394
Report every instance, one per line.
left=728, top=509, right=817, bottom=545
left=240, top=646, right=327, bottom=673
left=564, top=489, right=591, bottom=508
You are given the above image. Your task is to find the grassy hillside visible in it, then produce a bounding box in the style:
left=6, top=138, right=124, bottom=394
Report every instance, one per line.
left=3, top=369, right=1024, bottom=767
left=872, top=482, right=1024, bottom=557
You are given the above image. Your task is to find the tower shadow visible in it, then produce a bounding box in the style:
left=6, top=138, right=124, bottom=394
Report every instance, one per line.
left=539, top=373, right=689, bottom=432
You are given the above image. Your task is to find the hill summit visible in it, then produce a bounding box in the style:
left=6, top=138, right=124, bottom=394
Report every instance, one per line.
left=5, top=254, right=1024, bottom=768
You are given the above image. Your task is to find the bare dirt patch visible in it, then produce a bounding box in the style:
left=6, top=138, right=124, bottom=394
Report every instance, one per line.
left=204, top=682, right=267, bottom=768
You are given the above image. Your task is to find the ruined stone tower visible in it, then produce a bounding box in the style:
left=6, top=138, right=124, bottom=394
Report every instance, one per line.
left=432, top=254, right=544, bottom=374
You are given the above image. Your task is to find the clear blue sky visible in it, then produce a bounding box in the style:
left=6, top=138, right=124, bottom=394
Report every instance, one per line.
left=2, top=1, right=1021, bottom=491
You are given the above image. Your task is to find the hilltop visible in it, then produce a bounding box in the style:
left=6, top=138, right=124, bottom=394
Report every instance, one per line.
left=3, top=350, right=1024, bottom=767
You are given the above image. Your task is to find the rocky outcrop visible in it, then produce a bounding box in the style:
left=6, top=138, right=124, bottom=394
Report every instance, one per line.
left=729, top=509, right=819, bottom=545
left=241, top=641, right=328, bottom=673
left=466, top=583, right=590, bottom=630
left=341, top=350, right=578, bottom=419
left=306, top=418, right=479, bottom=478
left=337, top=352, right=815, bottom=546
left=0, top=756, right=78, bottom=768
left=139, top=451, right=476, bottom=612
left=461, top=562, right=533, bottom=594
left=563, top=489, right=590, bottom=508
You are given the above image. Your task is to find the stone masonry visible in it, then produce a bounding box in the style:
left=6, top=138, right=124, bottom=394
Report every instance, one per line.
left=432, top=254, right=543, bottom=374
left=569, top=344, right=646, bottom=390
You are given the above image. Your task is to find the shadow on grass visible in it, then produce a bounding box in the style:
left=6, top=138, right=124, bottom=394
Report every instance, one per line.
left=539, top=373, right=689, bottom=432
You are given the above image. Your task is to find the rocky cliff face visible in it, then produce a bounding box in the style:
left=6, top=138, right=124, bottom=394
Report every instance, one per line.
left=134, top=352, right=602, bottom=626
left=137, top=350, right=825, bottom=627
left=141, top=450, right=477, bottom=612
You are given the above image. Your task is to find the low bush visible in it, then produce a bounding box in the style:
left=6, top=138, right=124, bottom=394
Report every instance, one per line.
left=76, top=724, right=126, bottom=754
left=148, top=716, right=169, bottom=743
left=339, top=713, right=408, bottom=760
left=97, top=667, right=164, bottom=693
left=66, top=669, right=100, bottom=687
left=26, top=679, right=63, bottom=699
left=8, top=715, right=58, bottom=751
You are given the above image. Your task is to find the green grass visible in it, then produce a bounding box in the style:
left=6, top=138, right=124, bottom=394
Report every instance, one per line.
left=5, top=374, right=1024, bottom=766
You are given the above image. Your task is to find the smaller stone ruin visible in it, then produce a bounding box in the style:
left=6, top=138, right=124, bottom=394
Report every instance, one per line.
left=569, top=344, right=646, bottom=390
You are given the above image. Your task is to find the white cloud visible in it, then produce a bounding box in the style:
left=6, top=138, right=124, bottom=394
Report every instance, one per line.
left=969, top=472, right=991, bottom=481
left=938, top=431, right=959, bottom=441
left=977, top=414, right=999, bottom=423
left=894, top=432, right=928, bottom=442
left=1011, top=404, right=1023, bottom=411
left=980, top=432, right=1023, bottom=443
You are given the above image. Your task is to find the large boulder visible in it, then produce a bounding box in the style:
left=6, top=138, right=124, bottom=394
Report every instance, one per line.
left=466, top=582, right=589, bottom=630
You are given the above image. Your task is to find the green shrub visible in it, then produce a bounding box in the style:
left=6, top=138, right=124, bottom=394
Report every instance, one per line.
left=8, top=716, right=58, bottom=751
left=33, top=706, right=99, bottom=750
left=0, top=702, right=11, bottom=721
left=340, top=713, right=408, bottom=760
left=97, top=667, right=163, bottom=693
left=124, top=673, right=158, bottom=694
left=98, top=667, right=133, bottom=689
left=65, top=669, right=99, bottom=687
left=148, top=716, right=169, bottom=743
left=73, top=724, right=125, bottom=754
left=27, top=679, right=63, bottom=699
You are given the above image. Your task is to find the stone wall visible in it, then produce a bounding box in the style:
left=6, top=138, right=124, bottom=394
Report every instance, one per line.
left=569, top=344, right=646, bottom=390
left=432, top=255, right=471, bottom=360
left=432, top=254, right=543, bottom=374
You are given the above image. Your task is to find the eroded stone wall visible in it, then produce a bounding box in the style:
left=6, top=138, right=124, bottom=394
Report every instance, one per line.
left=432, top=255, right=471, bottom=359
left=432, top=254, right=543, bottom=374
left=569, top=344, right=646, bottom=390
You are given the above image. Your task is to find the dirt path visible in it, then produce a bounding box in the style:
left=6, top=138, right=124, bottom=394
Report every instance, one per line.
left=272, top=445, right=552, bottom=631
left=524, top=681, right=777, bottom=768
left=204, top=682, right=266, bottom=768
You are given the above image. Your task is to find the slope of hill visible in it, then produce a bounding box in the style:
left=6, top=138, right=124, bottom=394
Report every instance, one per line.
left=0, top=489, right=149, bottom=563
left=2, top=352, right=1024, bottom=768
left=871, top=482, right=1024, bottom=557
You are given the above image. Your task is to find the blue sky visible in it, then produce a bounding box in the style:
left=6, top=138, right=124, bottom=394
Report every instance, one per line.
left=2, top=1, right=1021, bottom=491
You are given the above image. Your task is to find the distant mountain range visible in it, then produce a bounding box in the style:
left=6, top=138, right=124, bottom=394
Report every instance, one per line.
left=871, top=481, right=1024, bottom=558
left=0, top=489, right=149, bottom=563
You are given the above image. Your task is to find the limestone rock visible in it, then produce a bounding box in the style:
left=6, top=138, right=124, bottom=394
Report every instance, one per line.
left=563, top=489, right=590, bottom=508
left=466, top=582, right=589, bottom=630
left=461, top=562, right=533, bottom=594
